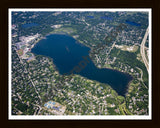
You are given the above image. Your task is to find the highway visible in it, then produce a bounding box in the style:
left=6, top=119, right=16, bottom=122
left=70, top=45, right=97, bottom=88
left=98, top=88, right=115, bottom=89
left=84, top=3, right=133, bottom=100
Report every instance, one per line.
left=140, top=27, right=149, bottom=73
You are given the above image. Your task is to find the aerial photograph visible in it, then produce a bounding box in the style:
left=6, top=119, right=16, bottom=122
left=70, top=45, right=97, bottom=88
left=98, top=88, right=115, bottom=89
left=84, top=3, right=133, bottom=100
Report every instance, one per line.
left=9, top=9, right=151, bottom=119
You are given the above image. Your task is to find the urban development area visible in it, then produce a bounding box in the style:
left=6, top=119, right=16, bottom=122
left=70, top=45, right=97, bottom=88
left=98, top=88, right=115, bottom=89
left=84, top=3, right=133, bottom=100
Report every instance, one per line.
left=11, top=11, right=149, bottom=115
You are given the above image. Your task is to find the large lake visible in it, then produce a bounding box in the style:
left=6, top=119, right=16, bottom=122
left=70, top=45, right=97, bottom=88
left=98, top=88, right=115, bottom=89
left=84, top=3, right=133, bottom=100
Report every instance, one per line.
left=31, top=34, right=132, bottom=96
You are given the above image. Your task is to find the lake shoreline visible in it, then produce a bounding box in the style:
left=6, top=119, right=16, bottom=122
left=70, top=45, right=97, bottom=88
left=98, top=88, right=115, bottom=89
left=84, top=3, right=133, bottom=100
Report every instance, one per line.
left=31, top=33, right=133, bottom=97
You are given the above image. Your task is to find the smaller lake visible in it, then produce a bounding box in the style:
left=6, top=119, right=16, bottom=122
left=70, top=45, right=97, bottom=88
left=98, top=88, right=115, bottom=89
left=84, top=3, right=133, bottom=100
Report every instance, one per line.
left=87, top=16, right=94, bottom=19
left=125, top=20, right=141, bottom=26
left=22, top=23, right=39, bottom=28
left=101, top=16, right=113, bottom=20
left=31, top=34, right=132, bottom=96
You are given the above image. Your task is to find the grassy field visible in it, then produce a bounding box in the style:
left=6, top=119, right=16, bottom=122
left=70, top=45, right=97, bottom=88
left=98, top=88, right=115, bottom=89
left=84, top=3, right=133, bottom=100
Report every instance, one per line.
left=51, top=27, right=76, bottom=34
left=115, top=45, right=139, bottom=53
left=103, top=63, right=112, bottom=69
left=17, top=49, right=23, bottom=56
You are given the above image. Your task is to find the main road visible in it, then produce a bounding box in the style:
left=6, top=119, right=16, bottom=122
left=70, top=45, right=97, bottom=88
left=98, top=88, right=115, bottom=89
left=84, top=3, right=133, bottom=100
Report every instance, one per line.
left=140, top=27, right=149, bottom=73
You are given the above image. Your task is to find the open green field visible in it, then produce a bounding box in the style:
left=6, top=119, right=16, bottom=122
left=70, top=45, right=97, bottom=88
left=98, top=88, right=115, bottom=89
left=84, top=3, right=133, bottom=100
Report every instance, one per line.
left=51, top=27, right=76, bottom=34
left=115, top=45, right=139, bottom=52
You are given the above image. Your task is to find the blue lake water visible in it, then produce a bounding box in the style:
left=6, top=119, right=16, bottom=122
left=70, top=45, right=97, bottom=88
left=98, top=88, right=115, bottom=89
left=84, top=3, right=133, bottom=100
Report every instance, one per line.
left=87, top=16, right=94, bottom=19
left=22, top=23, right=39, bottom=28
left=125, top=20, right=141, bottom=26
left=31, top=34, right=132, bottom=96
left=101, top=16, right=113, bottom=20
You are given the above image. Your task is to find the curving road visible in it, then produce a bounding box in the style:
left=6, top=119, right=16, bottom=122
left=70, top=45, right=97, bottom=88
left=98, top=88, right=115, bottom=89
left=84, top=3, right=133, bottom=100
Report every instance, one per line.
left=140, top=27, right=149, bottom=73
